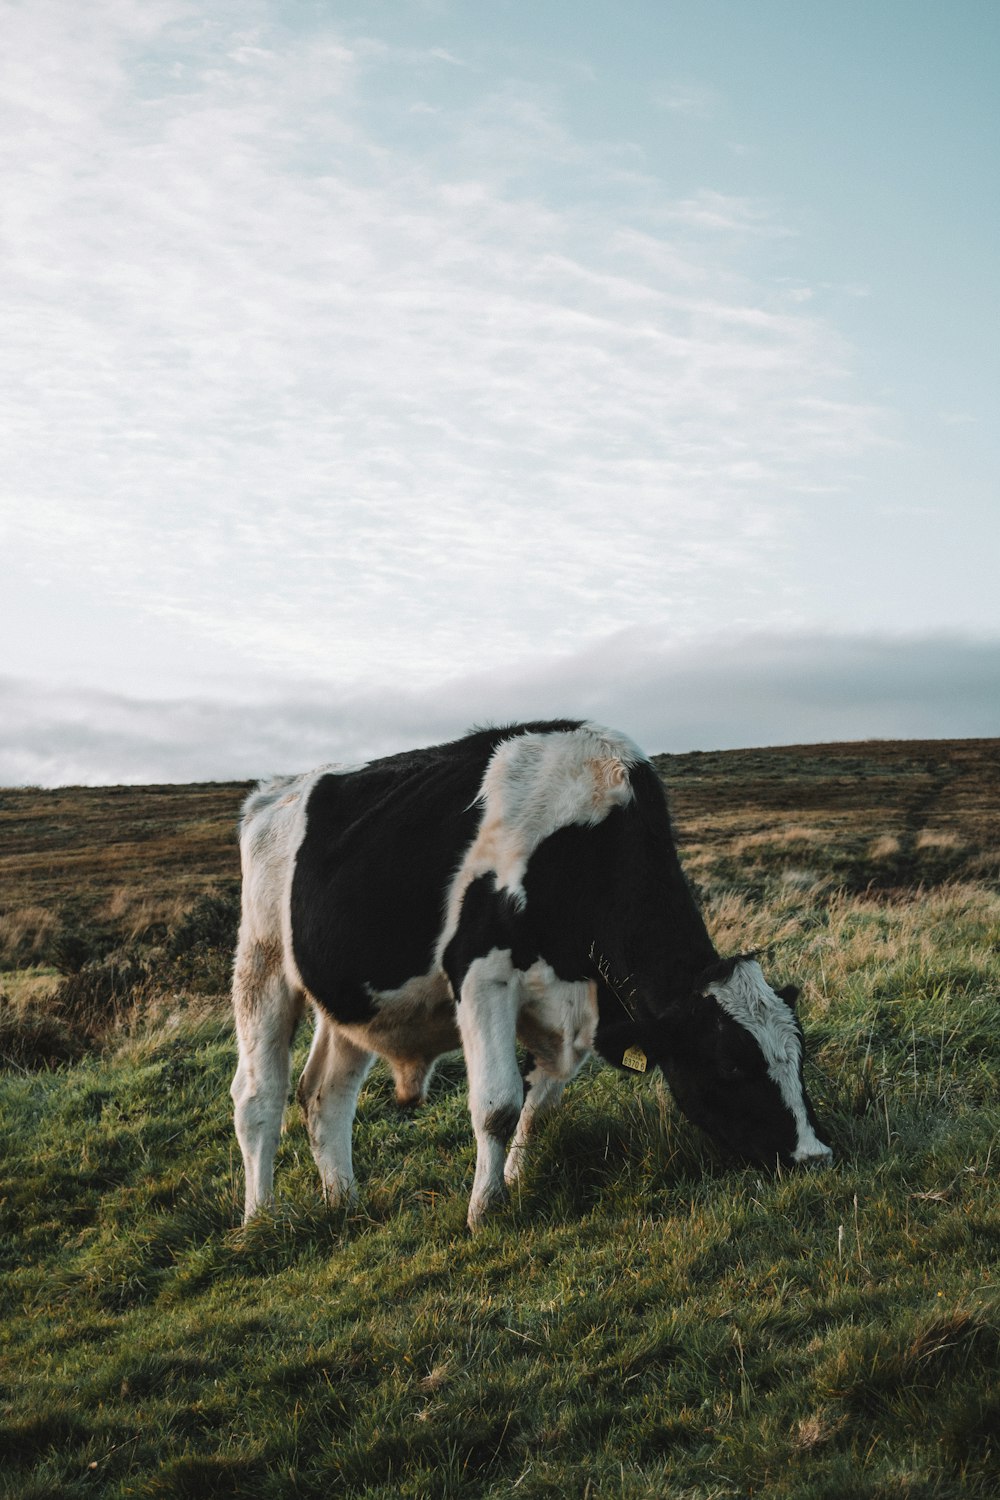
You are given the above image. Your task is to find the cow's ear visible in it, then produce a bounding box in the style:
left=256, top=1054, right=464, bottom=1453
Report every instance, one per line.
left=776, top=984, right=799, bottom=1010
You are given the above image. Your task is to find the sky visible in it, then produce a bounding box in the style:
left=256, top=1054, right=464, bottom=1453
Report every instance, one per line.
left=2, top=0, right=998, bottom=786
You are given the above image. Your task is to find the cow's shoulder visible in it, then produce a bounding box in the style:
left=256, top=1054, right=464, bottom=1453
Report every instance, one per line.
left=439, top=723, right=659, bottom=982
left=471, top=722, right=649, bottom=896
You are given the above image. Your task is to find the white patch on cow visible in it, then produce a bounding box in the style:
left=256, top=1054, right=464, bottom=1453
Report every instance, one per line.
left=437, top=723, right=642, bottom=964
left=231, top=761, right=372, bottom=1220
left=708, top=958, right=832, bottom=1163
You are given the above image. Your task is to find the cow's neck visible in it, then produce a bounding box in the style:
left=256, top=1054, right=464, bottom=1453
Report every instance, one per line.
left=594, top=937, right=716, bottom=1027
left=591, top=868, right=718, bottom=1059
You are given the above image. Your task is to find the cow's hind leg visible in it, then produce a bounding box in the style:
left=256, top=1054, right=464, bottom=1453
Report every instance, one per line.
left=504, top=1066, right=566, bottom=1187
left=456, top=950, right=523, bottom=1231
left=297, top=1012, right=374, bottom=1207
left=231, top=941, right=303, bottom=1222
left=504, top=977, right=596, bottom=1189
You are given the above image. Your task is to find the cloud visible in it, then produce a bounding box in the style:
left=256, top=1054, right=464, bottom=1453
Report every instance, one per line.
left=665, top=190, right=792, bottom=238
left=3, top=630, right=996, bottom=787
left=654, top=83, right=719, bottom=121
left=1, top=2, right=889, bottom=695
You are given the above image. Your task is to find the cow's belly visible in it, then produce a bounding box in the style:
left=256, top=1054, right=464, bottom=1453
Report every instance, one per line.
left=332, top=958, right=597, bottom=1086
left=337, top=968, right=461, bottom=1065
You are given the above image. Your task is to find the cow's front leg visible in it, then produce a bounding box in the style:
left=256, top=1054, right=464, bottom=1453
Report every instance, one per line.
left=296, top=1011, right=374, bottom=1208
left=456, top=949, right=523, bottom=1231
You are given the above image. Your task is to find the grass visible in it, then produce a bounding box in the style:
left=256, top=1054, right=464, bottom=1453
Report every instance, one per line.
left=1, top=740, right=998, bottom=1497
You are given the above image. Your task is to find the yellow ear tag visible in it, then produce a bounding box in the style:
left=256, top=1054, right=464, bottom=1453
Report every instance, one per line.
left=622, top=1046, right=648, bottom=1073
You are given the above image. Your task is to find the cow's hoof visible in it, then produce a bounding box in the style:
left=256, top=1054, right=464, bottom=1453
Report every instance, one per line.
left=241, top=1190, right=276, bottom=1225
left=503, top=1147, right=526, bottom=1188
left=467, top=1185, right=508, bottom=1233
left=322, top=1177, right=358, bottom=1210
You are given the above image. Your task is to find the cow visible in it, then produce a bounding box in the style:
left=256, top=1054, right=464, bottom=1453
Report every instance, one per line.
left=231, top=720, right=832, bottom=1230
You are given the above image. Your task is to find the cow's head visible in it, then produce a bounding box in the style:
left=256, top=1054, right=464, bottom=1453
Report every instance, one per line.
left=655, top=956, right=832, bottom=1169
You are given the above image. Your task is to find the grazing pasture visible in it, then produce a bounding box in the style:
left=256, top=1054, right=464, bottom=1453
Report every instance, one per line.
left=1, top=739, right=998, bottom=1498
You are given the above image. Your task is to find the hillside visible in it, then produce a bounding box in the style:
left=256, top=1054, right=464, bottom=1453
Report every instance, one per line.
left=657, top=737, right=1000, bottom=896
left=2, top=739, right=998, bottom=960
left=1, top=738, right=998, bottom=1498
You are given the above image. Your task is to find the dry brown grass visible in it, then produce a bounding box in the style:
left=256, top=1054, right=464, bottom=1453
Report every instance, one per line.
left=659, top=737, right=1000, bottom=899
left=915, top=829, right=964, bottom=850
left=0, top=904, right=58, bottom=965
left=729, top=824, right=827, bottom=855
left=103, top=888, right=189, bottom=941
left=792, top=1408, right=845, bottom=1453
left=0, top=969, right=59, bottom=1006
left=0, top=781, right=247, bottom=904
left=1, top=737, right=998, bottom=981
left=0, top=780, right=248, bottom=966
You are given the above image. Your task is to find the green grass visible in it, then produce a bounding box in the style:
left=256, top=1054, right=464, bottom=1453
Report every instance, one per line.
left=1, top=746, right=999, bottom=1496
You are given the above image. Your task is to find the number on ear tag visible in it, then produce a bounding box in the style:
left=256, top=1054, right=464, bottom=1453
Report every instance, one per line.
left=622, top=1046, right=647, bottom=1073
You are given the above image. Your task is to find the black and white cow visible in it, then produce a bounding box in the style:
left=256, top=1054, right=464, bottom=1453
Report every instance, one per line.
left=231, top=720, right=831, bottom=1230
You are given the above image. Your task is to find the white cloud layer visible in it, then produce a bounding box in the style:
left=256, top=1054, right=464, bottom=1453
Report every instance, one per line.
left=3, top=630, right=996, bottom=788
left=4, top=0, right=995, bottom=787
left=2, top=0, right=888, bottom=697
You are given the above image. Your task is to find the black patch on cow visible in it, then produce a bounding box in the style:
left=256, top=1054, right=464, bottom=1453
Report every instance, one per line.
left=519, top=760, right=716, bottom=1000
left=501, top=757, right=719, bottom=1072
left=290, top=722, right=579, bottom=1022
left=504, top=756, right=717, bottom=1069
left=441, top=875, right=537, bottom=995
left=484, top=1104, right=521, bottom=1142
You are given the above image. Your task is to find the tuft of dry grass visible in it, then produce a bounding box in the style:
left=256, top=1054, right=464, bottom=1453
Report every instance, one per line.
left=869, top=835, right=901, bottom=859
left=0, top=904, right=58, bottom=967
left=792, top=1408, right=845, bottom=1453
left=915, top=829, right=964, bottom=850
left=103, top=889, right=189, bottom=942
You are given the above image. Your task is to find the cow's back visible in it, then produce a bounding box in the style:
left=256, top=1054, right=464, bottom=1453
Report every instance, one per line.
left=286, top=722, right=586, bottom=1021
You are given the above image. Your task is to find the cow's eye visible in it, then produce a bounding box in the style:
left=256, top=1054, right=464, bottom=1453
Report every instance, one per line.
left=717, top=1039, right=765, bottom=1082
left=719, top=1046, right=765, bottom=1081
